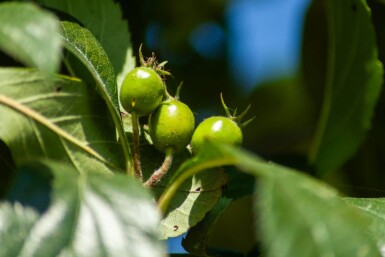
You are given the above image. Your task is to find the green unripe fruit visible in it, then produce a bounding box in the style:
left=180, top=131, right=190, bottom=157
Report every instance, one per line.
left=149, top=99, right=195, bottom=154
left=191, top=116, right=243, bottom=154
left=120, top=67, right=164, bottom=116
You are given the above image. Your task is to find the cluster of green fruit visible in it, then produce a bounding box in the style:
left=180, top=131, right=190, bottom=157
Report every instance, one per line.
left=119, top=47, right=252, bottom=187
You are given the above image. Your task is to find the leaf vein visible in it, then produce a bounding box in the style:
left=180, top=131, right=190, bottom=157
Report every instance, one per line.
left=0, top=93, right=111, bottom=166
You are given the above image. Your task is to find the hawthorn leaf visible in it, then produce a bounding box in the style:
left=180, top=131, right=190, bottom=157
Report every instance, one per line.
left=59, top=21, right=118, bottom=111
left=0, top=2, right=61, bottom=75
left=344, top=197, right=385, bottom=253
left=0, top=203, right=40, bottom=257
left=36, top=0, right=135, bottom=86
left=159, top=141, right=381, bottom=257
left=306, top=0, right=384, bottom=173
left=157, top=168, right=227, bottom=240
left=182, top=197, right=232, bottom=256
left=3, top=160, right=166, bottom=257
left=140, top=145, right=227, bottom=240
left=256, top=166, right=380, bottom=257
left=58, top=21, right=132, bottom=172
left=0, top=68, right=124, bottom=174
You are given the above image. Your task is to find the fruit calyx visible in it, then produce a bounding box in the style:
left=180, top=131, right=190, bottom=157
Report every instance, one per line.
left=138, top=44, right=171, bottom=77
left=220, top=93, right=254, bottom=128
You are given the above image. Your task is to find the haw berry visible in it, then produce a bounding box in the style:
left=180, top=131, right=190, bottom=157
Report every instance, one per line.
left=149, top=98, right=195, bottom=154
left=190, top=116, right=243, bottom=153
left=190, top=94, right=254, bottom=154
left=120, top=67, right=164, bottom=116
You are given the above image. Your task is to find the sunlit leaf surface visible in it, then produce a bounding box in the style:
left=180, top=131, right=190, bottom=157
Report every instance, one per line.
left=0, top=160, right=166, bottom=257
left=0, top=2, right=61, bottom=75
left=0, top=68, right=124, bottom=174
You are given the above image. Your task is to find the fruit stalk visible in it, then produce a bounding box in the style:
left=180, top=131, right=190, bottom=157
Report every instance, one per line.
left=131, top=110, right=142, bottom=180
left=144, top=150, right=174, bottom=188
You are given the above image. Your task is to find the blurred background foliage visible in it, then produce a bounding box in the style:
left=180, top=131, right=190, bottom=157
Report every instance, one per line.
left=1, top=0, right=385, bottom=255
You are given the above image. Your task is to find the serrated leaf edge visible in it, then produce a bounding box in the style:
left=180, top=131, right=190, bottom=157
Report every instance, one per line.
left=58, top=21, right=133, bottom=174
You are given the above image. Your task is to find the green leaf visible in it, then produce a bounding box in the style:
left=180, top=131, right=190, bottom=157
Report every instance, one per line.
left=306, top=0, right=384, bottom=173
left=59, top=21, right=118, bottom=110
left=0, top=68, right=124, bottom=174
left=141, top=145, right=228, bottom=240
left=157, top=167, right=227, bottom=240
left=157, top=143, right=262, bottom=214
left=0, top=203, right=40, bottom=257
left=36, top=0, right=135, bottom=86
left=2, top=160, right=166, bottom=257
left=0, top=2, right=62, bottom=75
left=159, top=141, right=381, bottom=257
left=58, top=21, right=132, bottom=173
left=256, top=166, right=380, bottom=257
left=344, top=197, right=385, bottom=247
left=182, top=197, right=232, bottom=256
